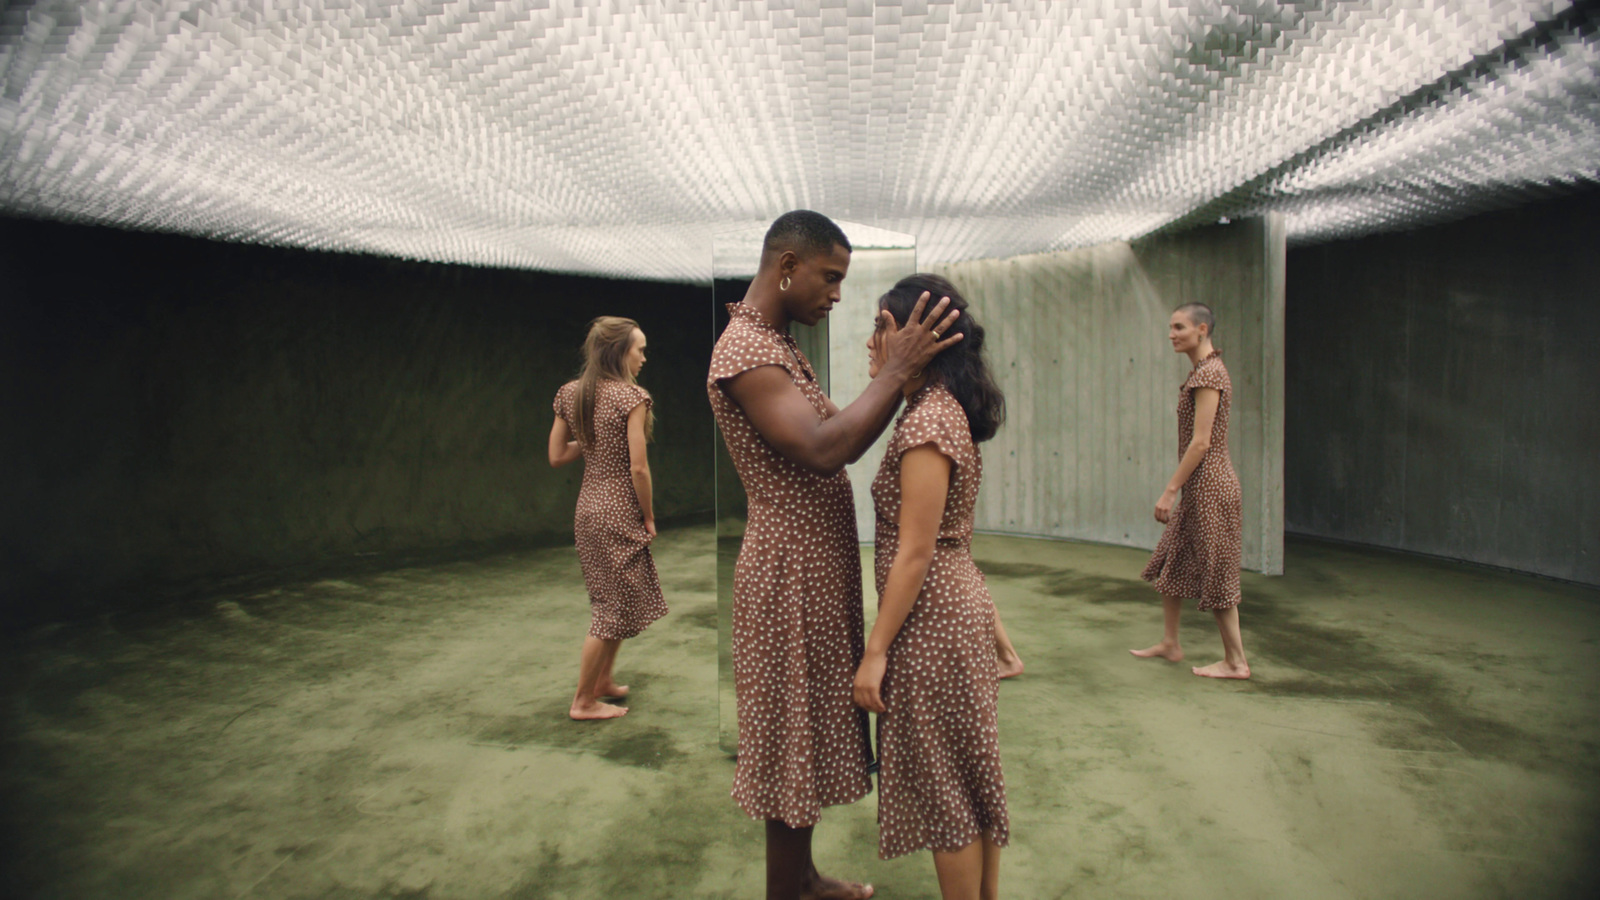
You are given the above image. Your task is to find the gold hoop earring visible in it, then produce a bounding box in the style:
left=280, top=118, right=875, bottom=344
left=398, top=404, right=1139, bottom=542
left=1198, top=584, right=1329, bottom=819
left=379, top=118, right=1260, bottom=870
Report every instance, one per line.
left=908, top=369, right=923, bottom=380
left=779, top=276, right=791, bottom=291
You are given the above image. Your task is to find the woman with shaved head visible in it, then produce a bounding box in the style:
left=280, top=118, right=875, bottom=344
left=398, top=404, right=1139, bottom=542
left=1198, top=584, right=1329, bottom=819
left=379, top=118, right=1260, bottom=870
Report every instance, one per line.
left=1132, top=302, right=1250, bottom=679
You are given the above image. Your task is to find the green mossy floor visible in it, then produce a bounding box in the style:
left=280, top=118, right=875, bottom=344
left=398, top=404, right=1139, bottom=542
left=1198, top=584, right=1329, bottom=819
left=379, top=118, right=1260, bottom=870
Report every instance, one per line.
left=2, top=526, right=1596, bottom=898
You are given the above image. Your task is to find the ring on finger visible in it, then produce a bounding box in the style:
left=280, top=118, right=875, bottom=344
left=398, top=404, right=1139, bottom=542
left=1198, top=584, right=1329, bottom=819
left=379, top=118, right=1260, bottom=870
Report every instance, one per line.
left=931, top=330, right=942, bottom=339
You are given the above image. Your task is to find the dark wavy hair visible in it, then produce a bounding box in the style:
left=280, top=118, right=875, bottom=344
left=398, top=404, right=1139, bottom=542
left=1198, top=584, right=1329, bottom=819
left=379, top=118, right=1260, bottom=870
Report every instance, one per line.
left=878, top=274, right=1006, bottom=443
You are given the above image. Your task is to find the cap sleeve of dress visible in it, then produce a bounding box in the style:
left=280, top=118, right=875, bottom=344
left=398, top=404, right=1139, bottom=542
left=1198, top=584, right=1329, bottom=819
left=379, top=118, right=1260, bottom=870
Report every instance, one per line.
left=627, top=383, right=653, bottom=412
left=892, top=392, right=973, bottom=473
left=552, top=380, right=577, bottom=423
left=708, top=322, right=796, bottom=384
left=1184, top=359, right=1229, bottom=395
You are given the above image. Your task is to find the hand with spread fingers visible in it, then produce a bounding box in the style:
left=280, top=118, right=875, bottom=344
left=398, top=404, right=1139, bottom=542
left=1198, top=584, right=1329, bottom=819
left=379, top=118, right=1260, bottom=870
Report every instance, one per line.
left=876, top=291, right=964, bottom=381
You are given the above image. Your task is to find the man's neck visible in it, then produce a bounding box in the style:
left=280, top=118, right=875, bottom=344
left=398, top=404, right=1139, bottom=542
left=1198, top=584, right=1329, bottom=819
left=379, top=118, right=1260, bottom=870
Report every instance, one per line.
left=742, top=281, right=790, bottom=331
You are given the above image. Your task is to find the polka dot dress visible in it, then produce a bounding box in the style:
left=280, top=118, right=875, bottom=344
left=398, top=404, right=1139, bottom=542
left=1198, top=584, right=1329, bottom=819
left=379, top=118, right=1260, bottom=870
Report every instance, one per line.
left=553, top=379, right=668, bottom=640
left=871, top=384, right=1009, bottom=860
left=707, top=301, right=873, bottom=828
left=1141, top=351, right=1244, bottom=610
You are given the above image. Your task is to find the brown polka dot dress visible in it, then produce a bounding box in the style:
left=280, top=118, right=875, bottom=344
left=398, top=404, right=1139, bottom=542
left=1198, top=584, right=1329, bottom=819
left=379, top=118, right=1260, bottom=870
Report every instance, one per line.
left=707, top=301, right=873, bottom=828
left=871, top=384, right=1009, bottom=860
left=1141, top=351, right=1244, bottom=610
left=553, top=378, right=668, bottom=640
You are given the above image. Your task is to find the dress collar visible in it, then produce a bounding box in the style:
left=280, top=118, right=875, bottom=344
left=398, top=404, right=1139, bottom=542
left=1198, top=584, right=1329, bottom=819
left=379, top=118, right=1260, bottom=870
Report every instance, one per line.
left=898, top=381, right=940, bottom=421
left=727, top=301, right=788, bottom=339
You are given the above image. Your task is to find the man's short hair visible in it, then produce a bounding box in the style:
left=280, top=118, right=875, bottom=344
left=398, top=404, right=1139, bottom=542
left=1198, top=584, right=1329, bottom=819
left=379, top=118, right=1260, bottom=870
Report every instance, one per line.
left=762, top=210, right=851, bottom=262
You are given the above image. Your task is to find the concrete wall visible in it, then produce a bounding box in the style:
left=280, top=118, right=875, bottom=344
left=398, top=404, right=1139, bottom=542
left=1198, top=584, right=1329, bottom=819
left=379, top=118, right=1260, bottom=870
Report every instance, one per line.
left=0, top=217, right=715, bottom=625
left=927, top=218, right=1285, bottom=573
left=1286, top=192, right=1600, bottom=586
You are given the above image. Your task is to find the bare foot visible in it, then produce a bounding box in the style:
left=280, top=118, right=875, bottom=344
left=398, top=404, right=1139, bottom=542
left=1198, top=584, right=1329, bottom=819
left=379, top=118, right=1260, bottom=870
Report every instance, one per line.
left=997, top=654, right=1025, bottom=680
left=597, top=682, right=630, bottom=699
left=801, top=873, right=874, bottom=900
left=569, top=700, right=628, bottom=720
left=1192, top=660, right=1250, bottom=680
left=1130, top=642, right=1184, bottom=661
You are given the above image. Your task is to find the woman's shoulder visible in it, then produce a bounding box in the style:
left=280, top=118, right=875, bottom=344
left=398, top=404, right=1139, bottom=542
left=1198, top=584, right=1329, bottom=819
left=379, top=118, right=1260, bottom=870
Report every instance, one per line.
left=1186, top=354, right=1231, bottom=391
left=896, top=386, right=974, bottom=455
left=924, top=384, right=968, bottom=423
left=598, top=378, right=651, bottom=407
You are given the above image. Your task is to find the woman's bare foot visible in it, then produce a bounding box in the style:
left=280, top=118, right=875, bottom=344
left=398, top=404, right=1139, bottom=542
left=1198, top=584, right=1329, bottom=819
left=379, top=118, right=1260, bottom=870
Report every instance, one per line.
left=997, top=653, right=1025, bottom=680
left=800, top=873, right=874, bottom=900
left=1192, top=660, right=1250, bottom=679
left=1130, top=642, right=1184, bottom=661
left=569, top=700, right=628, bottom=720
left=596, top=682, right=630, bottom=699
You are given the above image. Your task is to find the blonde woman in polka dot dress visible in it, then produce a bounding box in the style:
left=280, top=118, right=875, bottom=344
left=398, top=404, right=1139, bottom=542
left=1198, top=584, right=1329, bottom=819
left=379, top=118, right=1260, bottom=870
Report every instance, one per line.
left=709, top=211, right=961, bottom=900
left=1133, top=302, right=1250, bottom=679
left=853, top=275, right=1009, bottom=900
left=550, top=316, right=668, bottom=720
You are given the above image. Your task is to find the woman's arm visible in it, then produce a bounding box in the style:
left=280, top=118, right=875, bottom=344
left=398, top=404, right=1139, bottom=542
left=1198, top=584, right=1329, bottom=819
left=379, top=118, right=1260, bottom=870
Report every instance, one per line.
left=1155, top=386, right=1220, bottom=523
left=548, top=415, right=582, bottom=468
left=627, top=401, right=655, bottom=538
left=853, top=444, right=951, bottom=714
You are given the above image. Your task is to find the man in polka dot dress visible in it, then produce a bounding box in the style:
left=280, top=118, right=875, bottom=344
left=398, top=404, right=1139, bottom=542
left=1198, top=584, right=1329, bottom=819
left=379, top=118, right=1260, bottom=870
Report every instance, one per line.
left=708, top=210, right=962, bottom=900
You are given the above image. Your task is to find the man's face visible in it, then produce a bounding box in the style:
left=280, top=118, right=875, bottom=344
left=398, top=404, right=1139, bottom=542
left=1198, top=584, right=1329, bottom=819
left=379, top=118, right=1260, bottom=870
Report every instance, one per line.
left=782, top=243, right=851, bottom=326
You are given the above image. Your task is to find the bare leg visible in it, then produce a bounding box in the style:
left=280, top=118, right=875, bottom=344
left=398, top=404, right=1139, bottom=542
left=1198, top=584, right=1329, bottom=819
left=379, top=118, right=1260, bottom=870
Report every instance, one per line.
left=979, top=838, right=1001, bottom=900
left=1130, top=592, right=1185, bottom=661
left=993, top=609, right=1024, bottom=680
left=596, top=639, right=629, bottom=699
left=765, top=820, right=874, bottom=900
left=1193, top=605, right=1250, bottom=679
left=571, top=635, right=627, bottom=720
left=932, top=839, right=985, bottom=900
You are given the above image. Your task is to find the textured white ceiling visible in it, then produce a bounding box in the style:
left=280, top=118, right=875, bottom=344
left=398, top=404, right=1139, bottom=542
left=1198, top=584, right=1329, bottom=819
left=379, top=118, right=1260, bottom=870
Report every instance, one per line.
left=2, top=0, right=1597, bottom=281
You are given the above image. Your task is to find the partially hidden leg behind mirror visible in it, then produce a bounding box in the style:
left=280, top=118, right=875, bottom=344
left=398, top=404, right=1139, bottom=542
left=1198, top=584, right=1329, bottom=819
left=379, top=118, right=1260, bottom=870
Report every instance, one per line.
left=993, top=609, right=1024, bottom=680
left=1130, top=592, right=1185, bottom=661
left=1192, top=603, right=1250, bottom=679
left=766, top=820, right=874, bottom=900
left=931, top=837, right=1002, bottom=900
left=570, top=635, right=627, bottom=720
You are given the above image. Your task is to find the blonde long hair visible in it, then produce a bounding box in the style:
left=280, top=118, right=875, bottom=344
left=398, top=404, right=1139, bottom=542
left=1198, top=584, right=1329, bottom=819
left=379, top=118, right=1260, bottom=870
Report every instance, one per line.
left=574, top=316, right=652, bottom=447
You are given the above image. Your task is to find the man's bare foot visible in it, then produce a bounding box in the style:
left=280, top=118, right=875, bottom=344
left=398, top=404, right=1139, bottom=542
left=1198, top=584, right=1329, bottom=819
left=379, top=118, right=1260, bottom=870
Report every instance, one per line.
left=597, top=682, right=630, bottom=699
left=800, top=873, right=874, bottom=900
left=569, top=700, right=628, bottom=720
left=1192, top=660, right=1250, bottom=680
left=997, top=654, right=1025, bottom=680
left=1130, top=642, right=1184, bottom=661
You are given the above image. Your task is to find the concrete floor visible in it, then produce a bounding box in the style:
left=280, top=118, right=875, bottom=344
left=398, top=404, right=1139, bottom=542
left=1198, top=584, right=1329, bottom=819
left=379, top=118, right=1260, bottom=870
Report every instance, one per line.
left=2, top=525, right=1596, bottom=899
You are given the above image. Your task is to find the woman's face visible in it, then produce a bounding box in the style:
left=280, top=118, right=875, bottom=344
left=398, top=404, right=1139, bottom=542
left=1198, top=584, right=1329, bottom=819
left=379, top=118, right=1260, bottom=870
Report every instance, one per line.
left=626, top=328, right=647, bottom=377
left=1168, top=310, right=1205, bottom=354
left=866, top=311, right=889, bottom=378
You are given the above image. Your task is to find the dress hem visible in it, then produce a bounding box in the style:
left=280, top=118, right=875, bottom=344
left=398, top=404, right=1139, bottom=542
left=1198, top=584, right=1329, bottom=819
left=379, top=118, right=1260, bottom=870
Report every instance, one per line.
left=731, top=782, right=874, bottom=830
left=878, top=826, right=1011, bottom=860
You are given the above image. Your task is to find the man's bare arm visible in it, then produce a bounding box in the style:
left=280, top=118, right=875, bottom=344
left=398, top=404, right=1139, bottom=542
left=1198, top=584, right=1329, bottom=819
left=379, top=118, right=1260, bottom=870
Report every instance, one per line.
left=723, top=293, right=963, bottom=476
left=724, top=364, right=907, bottom=476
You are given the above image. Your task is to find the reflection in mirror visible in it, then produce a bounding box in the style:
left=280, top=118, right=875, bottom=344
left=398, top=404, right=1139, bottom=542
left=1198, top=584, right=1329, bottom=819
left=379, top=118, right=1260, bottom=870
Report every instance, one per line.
left=710, top=223, right=915, bottom=754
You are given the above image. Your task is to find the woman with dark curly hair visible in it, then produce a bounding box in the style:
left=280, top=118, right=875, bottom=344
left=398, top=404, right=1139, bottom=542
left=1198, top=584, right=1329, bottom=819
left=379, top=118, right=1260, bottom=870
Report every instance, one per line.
left=853, top=274, right=1009, bottom=900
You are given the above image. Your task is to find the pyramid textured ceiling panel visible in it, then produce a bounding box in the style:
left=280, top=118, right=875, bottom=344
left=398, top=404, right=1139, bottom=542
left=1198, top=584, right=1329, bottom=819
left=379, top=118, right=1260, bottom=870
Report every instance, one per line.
left=2, top=0, right=1597, bottom=281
